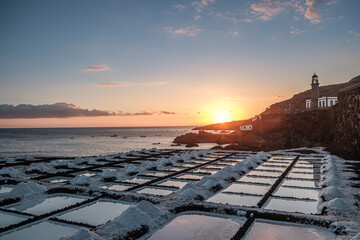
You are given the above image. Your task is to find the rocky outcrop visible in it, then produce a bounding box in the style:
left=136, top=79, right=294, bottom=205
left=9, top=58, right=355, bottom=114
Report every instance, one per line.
left=331, top=83, right=360, bottom=159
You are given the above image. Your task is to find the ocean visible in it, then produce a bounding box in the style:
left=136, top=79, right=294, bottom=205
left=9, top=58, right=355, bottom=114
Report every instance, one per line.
left=0, top=127, right=216, bottom=158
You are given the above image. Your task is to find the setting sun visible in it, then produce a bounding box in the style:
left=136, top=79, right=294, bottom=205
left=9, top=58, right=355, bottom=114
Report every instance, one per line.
left=215, top=110, right=231, bottom=123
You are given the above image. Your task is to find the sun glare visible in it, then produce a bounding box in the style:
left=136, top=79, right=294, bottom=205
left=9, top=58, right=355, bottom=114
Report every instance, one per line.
left=215, top=110, right=231, bottom=123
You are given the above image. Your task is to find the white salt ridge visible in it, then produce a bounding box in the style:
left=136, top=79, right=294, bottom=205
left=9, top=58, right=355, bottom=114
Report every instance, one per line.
left=1, top=182, right=46, bottom=200
left=28, top=163, right=52, bottom=173
left=0, top=167, right=25, bottom=178
left=319, top=198, right=353, bottom=217
left=94, top=201, right=170, bottom=239
left=71, top=175, right=99, bottom=187
left=60, top=228, right=103, bottom=240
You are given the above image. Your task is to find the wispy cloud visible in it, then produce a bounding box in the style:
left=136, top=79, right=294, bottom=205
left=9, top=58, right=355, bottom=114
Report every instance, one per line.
left=173, top=4, right=186, bottom=12
left=164, top=26, right=201, bottom=37
left=251, top=0, right=286, bottom=21
left=348, top=30, right=360, bottom=41
left=0, top=103, right=115, bottom=119
left=96, top=81, right=166, bottom=87
left=192, top=0, right=215, bottom=13
left=118, top=111, right=153, bottom=116
left=83, top=64, right=109, bottom=72
left=159, top=111, right=177, bottom=115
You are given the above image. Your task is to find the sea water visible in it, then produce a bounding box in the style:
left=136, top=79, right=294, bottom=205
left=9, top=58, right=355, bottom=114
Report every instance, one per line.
left=0, top=127, right=216, bottom=158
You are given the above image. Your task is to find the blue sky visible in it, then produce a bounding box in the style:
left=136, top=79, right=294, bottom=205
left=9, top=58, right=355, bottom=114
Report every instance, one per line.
left=0, top=0, right=359, bottom=127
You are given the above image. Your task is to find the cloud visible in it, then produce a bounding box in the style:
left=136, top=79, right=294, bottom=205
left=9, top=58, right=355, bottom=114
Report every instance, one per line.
left=159, top=111, right=177, bottom=115
left=164, top=26, right=201, bottom=37
left=96, top=81, right=166, bottom=87
left=118, top=111, right=153, bottom=116
left=83, top=64, right=109, bottom=72
left=0, top=103, right=115, bottom=119
left=304, top=0, right=326, bottom=23
left=192, top=0, right=215, bottom=12
left=251, top=0, right=286, bottom=21
left=173, top=4, right=186, bottom=12
left=194, top=15, right=201, bottom=20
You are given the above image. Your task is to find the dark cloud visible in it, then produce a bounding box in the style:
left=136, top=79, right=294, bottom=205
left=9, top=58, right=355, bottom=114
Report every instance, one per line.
left=159, top=111, right=177, bottom=115
left=118, top=111, right=154, bottom=116
left=0, top=103, right=115, bottom=119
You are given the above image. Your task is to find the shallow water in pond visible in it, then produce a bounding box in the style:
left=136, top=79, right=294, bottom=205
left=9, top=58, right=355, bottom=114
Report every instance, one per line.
left=147, top=214, right=244, bottom=240
left=273, top=186, right=319, bottom=200
left=208, top=193, right=261, bottom=207
left=248, top=170, right=281, bottom=178
left=0, top=211, right=28, bottom=228
left=245, top=221, right=336, bottom=240
left=57, top=200, right=131, bottom=226
left=0, top=221, right=79, bottom=240
left=176, top=174, right=203, bottom=180
left=238, top=176, right=276, bottom=185
left=157, top=180, right=187, bottom=188
left=6, top=195, right=86, bottom=215
left=282, top=179, right=320, bottom=188
left=136, top=187, right=174, bottom=196
left=224, top=183, right=270, bottom=195
left=0, top=186, right=13, bottom=194
left=103, top=184, right=133, bottom=191
left=264, top=197, right=318, bottom=214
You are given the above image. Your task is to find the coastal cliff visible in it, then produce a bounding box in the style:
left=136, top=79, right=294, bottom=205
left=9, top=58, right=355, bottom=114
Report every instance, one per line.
left=174, top=75, right=360, bottom=159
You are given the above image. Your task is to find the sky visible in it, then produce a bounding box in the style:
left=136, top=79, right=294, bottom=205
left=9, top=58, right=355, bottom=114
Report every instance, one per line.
left=0, top=0, right=359, bottom=128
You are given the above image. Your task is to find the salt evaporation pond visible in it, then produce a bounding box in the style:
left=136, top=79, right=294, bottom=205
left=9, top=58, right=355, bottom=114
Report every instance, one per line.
left=147, top=214, right=244, bottom=240
left=0, top=211, right=28, bottom=228
left=57, top=200, right=131, bottom=226
left=273, top=186, right=319, bottom=200
left=103, top=184, right=133, bottom=191
left=136, top=187, right=174, bottom=196
left=0, top=221, right=79, bottom=240
left=264, top=197, right=319, bottom=214
left=6, top=195, right=86, bottom=215
left=224, top=183, right=270, bottom=195
left=282, top=179, right=320, bottom=188
left=208, top=193, right=262, bottom=207
left=245, top=220, right=336, bottom=240
left=157, top=180, right=187, bottom=188
left=0, top=186, right=13, bottom=194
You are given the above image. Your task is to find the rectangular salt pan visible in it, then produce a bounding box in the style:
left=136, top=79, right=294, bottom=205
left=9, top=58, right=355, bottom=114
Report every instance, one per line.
left=148, top=214, right=244, bottom=240
left=0, top=211, right=28, bottom=228
left=123, top=177, right=152, bottom=184
left=6, top=195, right=86, bottom=215
left=57, top=200, right=131, bottom=226
left=208, top=193, right=262, bottom=207
left=248, top=170, right=282, bottom=178
left=273, top=186, right=320, bottom=200
left=157, top=180, right=188, bottom=188
left=245, top=220, right=336, bottom=240
left=223, top=183, right=270, bottom=195
left=264, top=197, right=319, bottom=214
left=238, top=176, right=276, bottom=185
left=136, top=187, right=174, bottom=196
left=0, top=221, right=79, bottom=240
left=282, top=179, right=320, bottom=189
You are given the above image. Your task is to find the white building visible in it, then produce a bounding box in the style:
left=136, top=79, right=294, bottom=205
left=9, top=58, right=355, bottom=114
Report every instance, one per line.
left=239, top=125, right=253, bottom=131
left=305, top=73, right=338, bottom=109
left=305, top=96, right=338, bottom=109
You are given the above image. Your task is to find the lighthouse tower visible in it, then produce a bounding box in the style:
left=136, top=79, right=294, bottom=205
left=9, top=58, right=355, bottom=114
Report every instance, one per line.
left=311, top=73, right=319, bottom=108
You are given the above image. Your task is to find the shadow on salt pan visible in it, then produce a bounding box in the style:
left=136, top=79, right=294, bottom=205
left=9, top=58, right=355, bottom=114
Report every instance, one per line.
left=244, top=220, right=336, bottom=240
left=57, top=200, right=131, bottom=226
left=147, top=214, right=244, bottom=240
left=0, top=221, right=79, bottom=240
left=5, top=195, right=87, bottom=215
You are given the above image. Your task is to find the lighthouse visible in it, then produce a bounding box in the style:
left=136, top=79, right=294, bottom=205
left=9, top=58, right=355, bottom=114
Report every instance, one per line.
left=311, top=73, right=319, bottom=109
